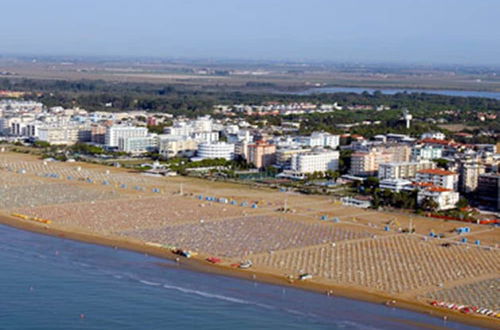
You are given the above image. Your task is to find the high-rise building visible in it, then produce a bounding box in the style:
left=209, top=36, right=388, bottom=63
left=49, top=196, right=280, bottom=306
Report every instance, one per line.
left=247, top=140, right=276, bottom=169
left=118, top=136, right=157, bottom=154
left=415, top=168, right=459, bottom=191
left=459, top=162, right=485, bottom=193
left=378, top=161, right=435, bottom=180
left=105, top=126, right=148, bottom=147
left=291, top=150, right=339, bottom=174
left=350, top=145, right=411, bottom=176
left=476, top=173, right=500, bottom=210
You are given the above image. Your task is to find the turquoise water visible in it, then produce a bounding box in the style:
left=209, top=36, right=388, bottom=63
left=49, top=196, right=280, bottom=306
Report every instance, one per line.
left=295, top=87, right=500, bottom=100
left=0, top=225, right=478, bottom=330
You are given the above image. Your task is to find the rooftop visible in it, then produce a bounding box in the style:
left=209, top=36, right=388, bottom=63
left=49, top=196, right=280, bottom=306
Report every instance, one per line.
left=418, top=168, right=457, bottom=176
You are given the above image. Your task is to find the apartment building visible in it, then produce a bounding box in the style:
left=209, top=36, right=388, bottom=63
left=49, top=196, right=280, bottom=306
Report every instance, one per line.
left=158, top=136, right=198, bottom=159
left=118, top=135, right=157, bottom=154
left=350, top=145, right=411, bottom=176
left=37, top=126, right=90, bottom=145
left=296, top=132, right=340, bottom=149
left=411, top=145, right=444, bottom=161
left=459, top=161, right=485, bottom=193
left=276, top=147, right=311, bottom=168
left=476, top=173, right=500, bottom=210
left=415, top=168, right=459, bottom=191
left=196, top=142, right=234, bottom=160
left=378, top=161, right=435, bottom=180
left=247, top=140, right=276, bottom=169
left=291, top=150, right=339, bottom=174
left=417, top=187, right=460, bottom=211
left=105, top=126, right=148, bottom=147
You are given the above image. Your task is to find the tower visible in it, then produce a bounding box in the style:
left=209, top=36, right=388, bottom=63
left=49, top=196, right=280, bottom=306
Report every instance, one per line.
left=402, top=108, right=412, bottom=129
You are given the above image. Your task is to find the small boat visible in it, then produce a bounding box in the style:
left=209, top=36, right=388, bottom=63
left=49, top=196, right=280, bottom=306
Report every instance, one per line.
left=239, top=260, right=253, bottom=269
left=299, top=273, right=313, bottom=281
left=206, top=257, right=222, bottom=264
left=172, top=249, right=193, bottom=258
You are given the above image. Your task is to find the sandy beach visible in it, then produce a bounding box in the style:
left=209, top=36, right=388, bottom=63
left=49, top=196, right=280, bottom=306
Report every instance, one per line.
left=0, top=151, right=498, bottom=328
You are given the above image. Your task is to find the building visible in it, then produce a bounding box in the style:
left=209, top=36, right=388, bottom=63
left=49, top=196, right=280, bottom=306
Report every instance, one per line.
left=158, top=136, right=198, bottom=159
left=459, top=162, right=485, bottom=193
left=379, top=178, right=414, bottom=192
left=37, top=126, right=90, bottom=145
left=411, top=145, right=444, bottom=161
left=91, top=124, right=107, bottom=144
left=296, top=132, right=340, bottom=149
left=378, top=161, right=435, bottom=180
left=350, top=145, right=411, bottom=176
left=118, top=136, right=157, bottom=154
left=476, top=173, right=500, bottom=210
left=415, top=168, right=459, bottom=191
left=196, top=142, right=234, bottom=160
left=421, top=132, right=446, bottom=140
left=291, top=150, right=339, bottom=174
left=417, top=187, right=460, bottom=211
left=275, top=148, right=311, bottom=168
left=105, top=126, right=148, bottom=147
left=247, top=140, right=276, bottom=169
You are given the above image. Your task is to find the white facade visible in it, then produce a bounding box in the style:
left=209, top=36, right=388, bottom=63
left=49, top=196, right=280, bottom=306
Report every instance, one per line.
left=379, top=178, right=414, bottom=192
left=192, top=131, right=219, bottom=143
left=378, top=161, right=435, bottom=180
left=197, top=142, right=234, bottom=160
left=421, top=132, right=446, bottom=140
left=417, top=188, right=460, bottom=211
left=291, top=150, right=339, bottom=174
left=37, top=126, right=89, bottom=145
left=118, top=135, right=157, bottom=154
left=411, top=145, right=443, bottom=161
left=105, top=126, right=148, bottom=147
left=158, top=136, right=198, bottom=158
left=296, top=132, right=339, bottom=149
left=415, top=169, right=459, bottom=191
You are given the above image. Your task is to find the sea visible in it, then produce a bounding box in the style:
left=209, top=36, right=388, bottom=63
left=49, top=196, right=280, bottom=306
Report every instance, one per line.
left=292, top=86, right=500, bottom=100
left=0, top=224, right=479, bottom=330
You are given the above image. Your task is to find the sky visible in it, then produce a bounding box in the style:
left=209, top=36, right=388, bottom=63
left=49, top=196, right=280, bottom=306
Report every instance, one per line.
left=1, top=0, right=499, bottom=65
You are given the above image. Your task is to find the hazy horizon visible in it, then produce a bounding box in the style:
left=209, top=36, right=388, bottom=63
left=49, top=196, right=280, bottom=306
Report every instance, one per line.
left=1, top=0, right=499, bottom=66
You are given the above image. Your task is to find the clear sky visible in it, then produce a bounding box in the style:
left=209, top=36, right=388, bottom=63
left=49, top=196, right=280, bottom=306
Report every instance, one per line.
left=1, top=0, right=499, bottom=65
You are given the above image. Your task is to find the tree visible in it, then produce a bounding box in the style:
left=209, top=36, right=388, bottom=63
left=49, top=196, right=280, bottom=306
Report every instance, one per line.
left=339, top=150, right=353, bottom=174
left=433, top=158, right=449, bottom=169
left=420, top=197, right=439, bottom=212
left=456, top=196, right=469, bottom=209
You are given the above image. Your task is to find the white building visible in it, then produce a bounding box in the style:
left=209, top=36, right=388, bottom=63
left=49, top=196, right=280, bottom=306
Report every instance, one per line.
left=196, top=142, right=234, bottom=160
left=411, top=145, right=444, bottom=161
left=378, top=161, right=435, bottom=180
left=417, top=187, right=460, bottom=211
left=158, top=136, right=198, bottom=159
left=296, top=132, right=340, bottom=149
left=291, top=150, right=339, bottom=174
left=118, top=135, right=157, bottom=154
left=105, top=126, right=148, bottom=147
left=379, top=178, right=414, bottom=192
left=192, top=131, right=219, bottom=143
left=415, top=168, right=459, bottom=191
left=37, top=126, right=90, bottom=145
left=421, top=132, right=446, bottom=140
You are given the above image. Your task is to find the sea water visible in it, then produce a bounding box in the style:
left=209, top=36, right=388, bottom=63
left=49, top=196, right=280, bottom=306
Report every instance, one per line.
left=0, top=225, right=478, bottom=330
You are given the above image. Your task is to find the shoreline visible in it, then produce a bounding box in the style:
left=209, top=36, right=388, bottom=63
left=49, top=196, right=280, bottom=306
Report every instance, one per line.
left=0, top=214, right=497, bottom=329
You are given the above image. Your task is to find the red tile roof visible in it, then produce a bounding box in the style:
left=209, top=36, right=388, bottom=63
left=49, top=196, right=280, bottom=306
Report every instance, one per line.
left=417, top=168, right=457, bottom=176
left=427, top=186, right=452, bottom=192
